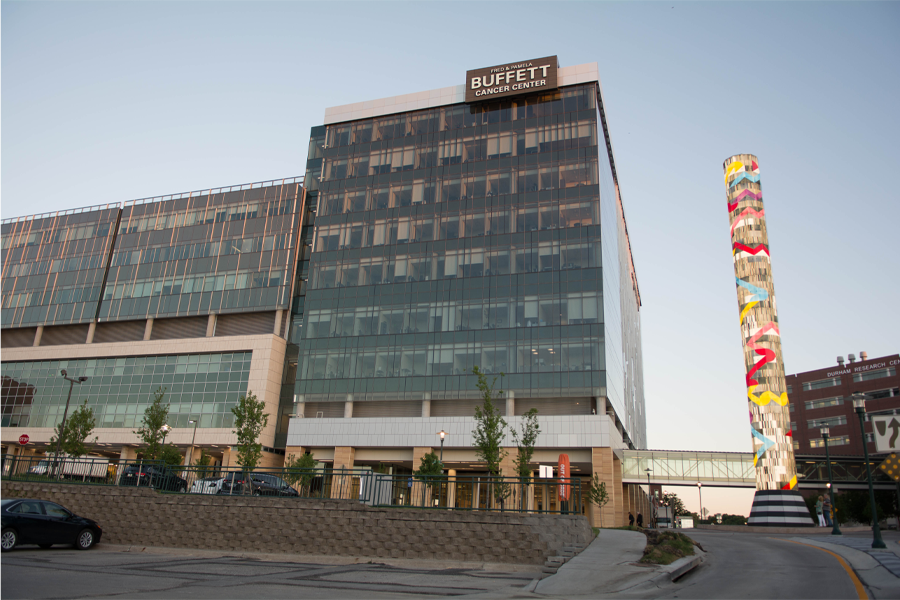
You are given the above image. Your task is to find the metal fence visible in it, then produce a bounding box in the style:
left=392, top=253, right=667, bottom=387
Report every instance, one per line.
left=1, top=455, right=584, bottom=514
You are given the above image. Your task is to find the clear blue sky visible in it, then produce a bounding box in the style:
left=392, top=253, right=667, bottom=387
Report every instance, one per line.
left=3, top=1, right=898, bottom=515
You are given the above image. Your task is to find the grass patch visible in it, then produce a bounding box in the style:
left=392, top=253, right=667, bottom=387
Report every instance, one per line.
left=639, top=530, right=696, bottom=565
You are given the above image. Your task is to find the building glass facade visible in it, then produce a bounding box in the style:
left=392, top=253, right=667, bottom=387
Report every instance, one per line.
left=1, top=205, right=120, bottom=328
left=292, top=82, right=646, bottom=446
left=1, top=352, right=251, bottom=430
left=100, top=180, right=303, bottom=322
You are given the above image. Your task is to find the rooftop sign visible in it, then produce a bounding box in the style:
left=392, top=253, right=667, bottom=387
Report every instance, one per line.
left=465, top=56, right=558, bottom=103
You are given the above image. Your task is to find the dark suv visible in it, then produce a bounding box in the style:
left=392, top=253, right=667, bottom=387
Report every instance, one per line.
left=216, top=472, right=298, bottom=497
left=119, top=464, right=188, bottom=493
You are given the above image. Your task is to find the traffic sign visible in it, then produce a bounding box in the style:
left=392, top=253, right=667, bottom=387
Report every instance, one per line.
left=873, top=415, right=900, bottom=453
left=18, top=434, right=29, bottom=445
left=878, top=453, right=900, bottom=482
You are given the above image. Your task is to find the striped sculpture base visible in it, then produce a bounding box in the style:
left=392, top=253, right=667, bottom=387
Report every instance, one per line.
left=748, top=490, right=815, bottom=527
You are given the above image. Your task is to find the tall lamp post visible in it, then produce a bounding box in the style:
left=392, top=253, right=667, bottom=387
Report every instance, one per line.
left=437, top=430, right=447, bottom=463
left=697, top=482, right=703, bottom=522
left=645, top=468, right=652, bottom=527
left=54, top=370, right=88, bottom=477
left=852, top=392, right=886, bottom=549
left=820, top=427, right=842, bottom=536
left=160, top=424, right=171, bottom=448
left=184, top=419, right=199, bottom=466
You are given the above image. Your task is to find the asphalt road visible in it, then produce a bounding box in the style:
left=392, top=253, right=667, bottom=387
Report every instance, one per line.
left=632, top=530, right=895, bottom=600
left=0, top=546, right=538, bottom=599
left=4, top=531, right=897, bottom=599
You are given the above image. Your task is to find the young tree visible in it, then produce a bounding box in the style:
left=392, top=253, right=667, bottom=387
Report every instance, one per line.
left=414, top=451, right=444, bottom=480
left=133, top=387, right=170, bottom=461
left=193, top=448, right=213, bottom=478
left=414, top=450, right=445, bottom=507
left=510, top=408, right=540, bottom=478
left=160, top=444, right=184, bottom=468
left=587, top=473, right=610, bottom=527
left=231, top=390, right=269, bottom=474
left=283, top=452, right=317, bottom=495
left=471, top=366, right=508, bottom=476
left=510, top=408, right=540, bottom=510
left=662, top=491, right=689, bottom=517
left=49, top=400, right=97, bottom=457
left=471, top=366, right=509, bottom=509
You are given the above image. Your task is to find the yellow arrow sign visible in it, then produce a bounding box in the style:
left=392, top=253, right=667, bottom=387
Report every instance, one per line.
left=878, top=452, right=900, bottom=482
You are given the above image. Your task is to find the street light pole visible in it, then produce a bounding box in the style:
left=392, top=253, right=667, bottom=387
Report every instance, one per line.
left=54, top=370, right=88, bottom=477
left=821, top=427, right=842, bottom=536
left=160, top=424, right=171, bottom=450
left=698, top=482, right=703, bottom=522
left=438, top=430, right=446, bottom=463
left=852, top=392, right=886, bottom=549
left=184, top=419, right=199, bottom=467
left=645, top=468, right=652, bottom=527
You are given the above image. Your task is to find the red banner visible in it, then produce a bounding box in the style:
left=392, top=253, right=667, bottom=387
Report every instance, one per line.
left=558, top=454, right=571, bottom=501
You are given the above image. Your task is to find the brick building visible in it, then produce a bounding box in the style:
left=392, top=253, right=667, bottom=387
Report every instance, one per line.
left=786, top=353, right=900, bottom=456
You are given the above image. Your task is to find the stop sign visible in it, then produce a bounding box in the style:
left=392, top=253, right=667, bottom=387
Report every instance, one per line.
left=18, top=434, right=29, bottom=446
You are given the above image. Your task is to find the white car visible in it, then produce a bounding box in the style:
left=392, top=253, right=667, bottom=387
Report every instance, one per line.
left=189, top=476, right=226, bottom=495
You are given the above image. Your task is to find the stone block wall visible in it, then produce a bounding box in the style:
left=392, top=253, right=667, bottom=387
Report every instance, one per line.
left=2, top=481, right=591, bottom=564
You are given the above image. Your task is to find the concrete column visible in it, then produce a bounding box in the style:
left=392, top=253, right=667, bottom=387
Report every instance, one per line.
left=506, top=390, right=515, bottom=417
left=274, top=309, right=283, bottom=336
left=221, top=447, right=234, bottom=468
left=206, top=314, right=216, bottom=337
left=344, top=399, right=354, bottom=419
left=332, top=446, right=356, bottom=500
left=143, top=318, right=154, bottom=341
left=422, top=392, right=431, bottom=417
left=591, top=447, right=620, bottom=528
left=614, top=455, right=624, bottom=526
left=33, top=326, right=43, bottom=347
left=86, top=320, right=97, bottom=344
left=596, top=396, right=607, bottom=415
left=447, top=468, right=457, bottom=508
left=294, top=401, right=306, bottom=418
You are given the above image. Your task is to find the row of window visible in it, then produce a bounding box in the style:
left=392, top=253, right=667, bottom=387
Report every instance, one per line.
left=807, top=415, right=848, bottom=429
left=1, top=353, right=251, bottom=430
left=311, top=240, right=599, bottom=289
left=2, top=253, right=107, bottom=279
left=314, top=202, right=596, bottom=252
left=298, top=340, right=602, bottom=381
left=324, top=123, right=596, bottom=180
left=304, top=292, right=602, bottom=339
left=110, top=234, right=294, bottom=268
left=101, top=268, right=286, bottom=301
left=325, top=86, right=597, bottom=147
left=120, top=199, right=297, bottom=234
left=1, top=221, right=111, bottom=250
left=809, top=435, right=849, bottom=448
left=2, top=285, right=102, bottom=311
left=318, top=161, right=598, bottom=215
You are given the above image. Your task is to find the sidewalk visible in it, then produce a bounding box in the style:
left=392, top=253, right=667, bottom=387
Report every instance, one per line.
left=793, top=536, right=900, bottom=600
left=531, top=529, right=701, bottom=597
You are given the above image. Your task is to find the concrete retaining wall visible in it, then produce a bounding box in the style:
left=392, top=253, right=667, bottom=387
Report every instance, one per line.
left=2, top=481, right=591, bottom=564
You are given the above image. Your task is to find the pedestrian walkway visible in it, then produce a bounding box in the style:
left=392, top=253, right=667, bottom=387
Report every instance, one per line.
left=801, top=536, right=900, bottom=578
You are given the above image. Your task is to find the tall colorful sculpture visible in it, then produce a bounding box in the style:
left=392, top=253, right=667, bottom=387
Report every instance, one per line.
left=723, top=154, right=813, bottom=526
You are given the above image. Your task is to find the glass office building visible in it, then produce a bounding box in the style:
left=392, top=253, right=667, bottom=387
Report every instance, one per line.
left=289, top=61, right=645, bottom=450
left=2, top=179, right=304, bottom=468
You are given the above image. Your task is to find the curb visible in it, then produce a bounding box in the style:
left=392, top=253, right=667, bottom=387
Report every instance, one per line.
left=647, top=547, right=705, bottom=585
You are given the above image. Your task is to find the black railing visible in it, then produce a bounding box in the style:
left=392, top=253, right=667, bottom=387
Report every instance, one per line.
left=2, top=455, right=584, bottom=514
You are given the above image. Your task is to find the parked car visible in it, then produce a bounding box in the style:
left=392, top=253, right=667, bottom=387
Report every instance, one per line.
left=119, top=464, right=188, bottom=492
left=1, top=499, right=102, bottom=551
left=215, top=472, right=298, bottom=497
left=190, top=475, right=227, bottom=495
left=247, top=473, right=299, bottom=497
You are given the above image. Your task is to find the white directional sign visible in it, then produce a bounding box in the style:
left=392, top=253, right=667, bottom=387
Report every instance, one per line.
left=873, top=415, right=900, bottom=453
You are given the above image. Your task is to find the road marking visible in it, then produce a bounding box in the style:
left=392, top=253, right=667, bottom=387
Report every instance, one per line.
left=772, top=539, right=867, bottom=600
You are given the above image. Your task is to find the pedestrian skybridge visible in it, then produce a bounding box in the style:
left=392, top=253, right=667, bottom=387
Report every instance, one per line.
left=622, top=450, right=756, bottom=488
left=622, top=450, right=897, bottom=490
